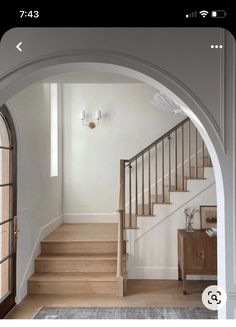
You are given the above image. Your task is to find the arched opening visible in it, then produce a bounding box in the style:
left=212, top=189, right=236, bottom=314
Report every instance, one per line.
left=0, top=105, right=17, bottom=318
left=0, top=58, right=225, bottom=317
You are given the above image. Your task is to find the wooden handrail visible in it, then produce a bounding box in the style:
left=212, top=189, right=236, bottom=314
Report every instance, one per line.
left=128, top=117, right=189, bottom=163
left=119, top=117, right=195, bottom=228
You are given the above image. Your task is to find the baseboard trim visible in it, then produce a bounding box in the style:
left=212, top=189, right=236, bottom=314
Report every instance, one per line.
left=128, top=267, right=178, bottom=279
left=63, top=213, right=118, bottom=223
left=127, top=266, right=217, bottom=280
left=16, top=214, right=63, bottom=303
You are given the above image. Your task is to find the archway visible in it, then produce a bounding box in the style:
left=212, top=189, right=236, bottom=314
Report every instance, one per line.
left=0, top=55, right=226, bottom=317
left=0, top=105, right=17, bottom=318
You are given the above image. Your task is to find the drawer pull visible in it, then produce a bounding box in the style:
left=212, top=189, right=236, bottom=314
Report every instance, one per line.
left=196, top=250, right=205, bottom=258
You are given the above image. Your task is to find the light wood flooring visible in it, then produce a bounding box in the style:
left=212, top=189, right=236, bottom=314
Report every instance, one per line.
left=5, top=224, right=216, bottom=318
left=5, top=280, right=215, bottom=319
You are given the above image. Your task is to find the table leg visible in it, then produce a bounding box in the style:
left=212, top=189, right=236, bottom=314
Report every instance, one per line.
left=178, top=264, right=182, bottom=281
left=182, top=272, right=187, bottom=295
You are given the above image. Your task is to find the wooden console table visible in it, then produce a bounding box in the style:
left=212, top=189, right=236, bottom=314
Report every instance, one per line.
left=178, top=229, right=217, bottom=294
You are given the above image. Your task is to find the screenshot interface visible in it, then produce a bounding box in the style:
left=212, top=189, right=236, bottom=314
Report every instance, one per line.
left=0, top=4, right=235, bottom=324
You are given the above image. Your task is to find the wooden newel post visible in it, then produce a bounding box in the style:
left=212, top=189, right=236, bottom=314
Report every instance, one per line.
left=116, top=208, right=124, bottom=296
left=116, top=209, right=123, bottom=278
left=116, top=159, right=126, bottom=296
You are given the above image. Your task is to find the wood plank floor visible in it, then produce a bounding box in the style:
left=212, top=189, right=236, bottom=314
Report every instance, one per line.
left=5, top=280, right=216, bottom=319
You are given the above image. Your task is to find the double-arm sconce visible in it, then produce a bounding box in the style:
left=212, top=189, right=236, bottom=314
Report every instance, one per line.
left=80, top=110, right=102, bottom=129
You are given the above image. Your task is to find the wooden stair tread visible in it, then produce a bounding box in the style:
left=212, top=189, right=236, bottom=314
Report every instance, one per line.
left=170, top=190, right=189, bottom=192
left=186, top=177, right=206, bottom=180
left=137, top=214, right=156, bottom=217
left=43, top=223, right=118, bottom=242
left=152, top=202, right=172, bottom=204
left=29, top=272, right=117, bottom=282
left=36, top=254, right=128, bottom=261
left=41, top=239, right=119, bottom=243
left=123, top=227, right=139, bottom=229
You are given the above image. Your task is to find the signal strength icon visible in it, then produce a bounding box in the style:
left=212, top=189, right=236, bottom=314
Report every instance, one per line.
left=186, top=11, right=197, bottom=18
left=199, top=10, right=209, bottom=17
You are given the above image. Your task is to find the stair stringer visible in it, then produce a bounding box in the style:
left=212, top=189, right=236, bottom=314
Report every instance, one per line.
left=125, top=167, right=216, bottom=279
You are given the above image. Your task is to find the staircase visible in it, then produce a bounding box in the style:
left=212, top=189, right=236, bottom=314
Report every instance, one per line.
left=118, top=117, right=212, bottom=229
left=28, top=224, right=127, bottom=295
left=116, top=117, right=213, bottom=283
left=28, top=117, right=213, bottom=296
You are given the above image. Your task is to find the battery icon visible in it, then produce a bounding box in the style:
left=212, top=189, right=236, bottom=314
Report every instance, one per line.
left=211, top=10, right=227, bottom=18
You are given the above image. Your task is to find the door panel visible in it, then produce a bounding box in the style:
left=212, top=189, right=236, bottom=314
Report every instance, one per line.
left=0, top=186, right=10, bottom=221
left=0, top=106, right=17, bottom=318
left=185, top=238, right=206, bottom=271
left=0, top=115, right=10, bottom=147
left=0, top=259, right=10, bottom=298
left=207, top=238, right=217, bottom=271
left=0, top=149, right=10, bottom=185
left=0, top=222, right=10, bottom=260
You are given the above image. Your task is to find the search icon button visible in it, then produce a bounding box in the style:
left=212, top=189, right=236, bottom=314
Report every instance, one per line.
left=202, top=285, right=227, bottom=310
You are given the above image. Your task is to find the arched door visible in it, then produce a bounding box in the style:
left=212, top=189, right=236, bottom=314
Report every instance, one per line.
left=0, top=105, right=17, bottom=318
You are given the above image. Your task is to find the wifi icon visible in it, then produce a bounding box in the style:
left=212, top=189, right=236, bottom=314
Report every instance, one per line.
left=199, top=10, right=209, bottom=17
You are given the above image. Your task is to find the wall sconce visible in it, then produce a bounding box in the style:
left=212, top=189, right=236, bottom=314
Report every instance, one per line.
left=80, top=110, right=102, bottom=129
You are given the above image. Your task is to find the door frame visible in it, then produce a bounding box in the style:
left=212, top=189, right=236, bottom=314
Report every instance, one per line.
left=0, top=105, right=17, bottom=318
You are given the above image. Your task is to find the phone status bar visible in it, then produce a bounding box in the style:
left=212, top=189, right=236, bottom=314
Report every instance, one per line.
left=186, top=10, right=227, bottom=19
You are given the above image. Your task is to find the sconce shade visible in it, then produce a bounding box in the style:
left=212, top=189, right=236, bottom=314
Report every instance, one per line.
left=95, top=110, right=102, bottom=120
left=80, top=110, right=86, bottom=120
left=80, top=109, right=102, bottom=128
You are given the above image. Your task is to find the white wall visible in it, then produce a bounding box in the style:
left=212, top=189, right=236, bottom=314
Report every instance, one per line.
left=62, top=83, right=183, bottom=221
left=61, top=81, right=216, bottom=281
left=7, top=83, right=63, bottom=302
left=127, top=167, right=217, bottom=280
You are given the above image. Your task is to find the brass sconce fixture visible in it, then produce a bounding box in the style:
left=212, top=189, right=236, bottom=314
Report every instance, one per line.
left=80, top=110, right=102, bottom=129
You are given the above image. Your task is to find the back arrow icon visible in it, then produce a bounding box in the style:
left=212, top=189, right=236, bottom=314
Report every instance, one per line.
left=16, top=42, right=23, bottom=52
